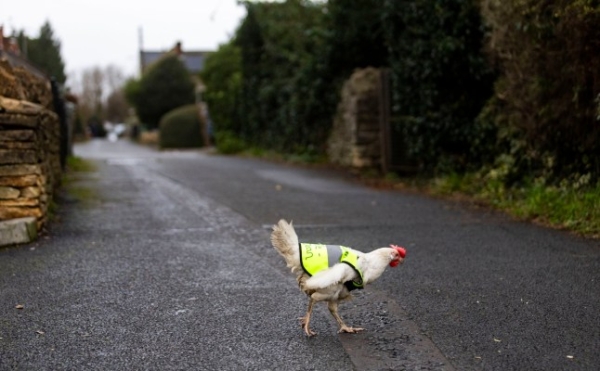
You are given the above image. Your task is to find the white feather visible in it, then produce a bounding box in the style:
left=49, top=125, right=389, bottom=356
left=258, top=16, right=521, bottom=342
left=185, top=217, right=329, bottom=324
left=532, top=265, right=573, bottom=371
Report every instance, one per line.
left=271, top=219, right=302, bottom=275
left=304, top=263, right=357, bottom=290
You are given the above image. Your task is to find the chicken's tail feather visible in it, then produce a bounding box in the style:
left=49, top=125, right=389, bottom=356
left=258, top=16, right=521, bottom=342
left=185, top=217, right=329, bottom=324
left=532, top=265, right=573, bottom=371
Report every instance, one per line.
left=271, top=219, right=302, bottom=275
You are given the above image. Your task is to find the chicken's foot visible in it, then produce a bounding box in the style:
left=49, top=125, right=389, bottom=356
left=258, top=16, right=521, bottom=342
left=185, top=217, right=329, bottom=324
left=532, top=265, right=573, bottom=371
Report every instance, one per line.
left=328, top=301, right=365, bottom=334
left=299, top=298, right=317, bottom=336
left=338, top=325, right=365, bottom=334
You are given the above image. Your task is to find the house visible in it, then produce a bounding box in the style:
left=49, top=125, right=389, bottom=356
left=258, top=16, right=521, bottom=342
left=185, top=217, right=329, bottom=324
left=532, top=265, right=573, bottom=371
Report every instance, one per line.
left=0, top=25, right=21, bottom=54
left=0, top=26, right=47, bottom=80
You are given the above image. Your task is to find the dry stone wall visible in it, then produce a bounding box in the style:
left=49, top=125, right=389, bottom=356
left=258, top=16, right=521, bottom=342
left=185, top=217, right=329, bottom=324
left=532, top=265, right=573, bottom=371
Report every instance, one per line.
left=0, top=57, right=61, bottom=230
left=327, top=67, right=382, bottom=170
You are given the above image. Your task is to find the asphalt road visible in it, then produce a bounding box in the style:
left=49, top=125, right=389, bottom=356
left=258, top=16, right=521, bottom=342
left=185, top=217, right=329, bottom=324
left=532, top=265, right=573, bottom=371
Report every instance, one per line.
left=1, top=139, right=598, bottom=370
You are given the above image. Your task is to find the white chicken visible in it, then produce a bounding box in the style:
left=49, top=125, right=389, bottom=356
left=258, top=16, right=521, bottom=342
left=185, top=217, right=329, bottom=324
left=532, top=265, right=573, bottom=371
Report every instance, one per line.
left=271, top=219, right=406, bottom=336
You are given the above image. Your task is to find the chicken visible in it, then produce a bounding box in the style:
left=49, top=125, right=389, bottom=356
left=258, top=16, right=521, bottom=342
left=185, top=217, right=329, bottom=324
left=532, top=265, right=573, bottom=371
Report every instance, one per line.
left=271, top=219, right=406, bottom=336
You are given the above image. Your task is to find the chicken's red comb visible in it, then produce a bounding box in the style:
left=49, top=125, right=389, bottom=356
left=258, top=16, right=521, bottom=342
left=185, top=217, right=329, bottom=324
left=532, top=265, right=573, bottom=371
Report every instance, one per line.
left=390, top=244, right=406, bottom=258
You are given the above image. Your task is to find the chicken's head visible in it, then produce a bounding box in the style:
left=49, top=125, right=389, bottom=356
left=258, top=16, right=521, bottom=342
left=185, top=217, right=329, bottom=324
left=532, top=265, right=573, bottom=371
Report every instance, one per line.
left=389, top=245, right=406, bottom=267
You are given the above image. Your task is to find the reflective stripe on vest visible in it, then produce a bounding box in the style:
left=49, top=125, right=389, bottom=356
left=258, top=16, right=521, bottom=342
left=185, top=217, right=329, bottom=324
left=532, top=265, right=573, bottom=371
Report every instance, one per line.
left=299, top=243, right=364, bottom=289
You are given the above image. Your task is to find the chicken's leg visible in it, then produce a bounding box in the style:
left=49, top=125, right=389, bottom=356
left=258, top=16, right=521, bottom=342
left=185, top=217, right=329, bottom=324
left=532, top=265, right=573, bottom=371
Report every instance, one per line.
left=328, top=301, right=365, bottom=334
left=299, top=298, right=317, bottom=336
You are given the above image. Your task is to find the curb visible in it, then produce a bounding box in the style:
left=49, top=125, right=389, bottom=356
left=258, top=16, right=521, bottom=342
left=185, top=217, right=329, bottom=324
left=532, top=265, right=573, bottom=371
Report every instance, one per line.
left=0, top=217, right=38, bottom=247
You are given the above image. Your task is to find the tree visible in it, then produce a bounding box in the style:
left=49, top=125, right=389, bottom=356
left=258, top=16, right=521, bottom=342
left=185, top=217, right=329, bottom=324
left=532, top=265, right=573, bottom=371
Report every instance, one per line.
left=70, top=66, right=104, bottom=125
left=200, top=42, right=242, bottom=135
left=233, top=0, right=328, bottom=150
left=101, top=65, right=128, bottom=122
left=326, top=0, right=388, bottom=79
left=70, top=65, right=130, bottom=132
left=127, top=54, right=195, bottom=130
left=481, top=0, right=600, bottom=182
left=104, top=90, right=129, bottom=123
left=104, top=65, right=126, bottom=94
left=26, top=21, right=67, bottom=83
left=230, top=0, right=388, bottom=154
left=381, top=0, right=495, bottom=172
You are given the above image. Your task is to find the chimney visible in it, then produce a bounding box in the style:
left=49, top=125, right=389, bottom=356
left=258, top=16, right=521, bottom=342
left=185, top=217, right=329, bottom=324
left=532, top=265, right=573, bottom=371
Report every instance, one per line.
left=174, top=41, right=182, bottom=55
left=8, top=37, right=20, bottom=55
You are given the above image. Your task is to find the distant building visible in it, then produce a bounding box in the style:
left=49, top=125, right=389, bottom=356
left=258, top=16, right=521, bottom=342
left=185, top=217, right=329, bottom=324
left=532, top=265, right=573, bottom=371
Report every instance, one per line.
left=0, top=25, right=21, bottom=54
left=139, top=41, right=211, bottom=75
left=0, top=25, right=47, bottom=80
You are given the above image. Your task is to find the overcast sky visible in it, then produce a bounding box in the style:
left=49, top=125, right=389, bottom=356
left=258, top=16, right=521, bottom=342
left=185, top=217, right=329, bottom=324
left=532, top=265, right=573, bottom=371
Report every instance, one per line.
left=1, top=0, right=247, bottom=79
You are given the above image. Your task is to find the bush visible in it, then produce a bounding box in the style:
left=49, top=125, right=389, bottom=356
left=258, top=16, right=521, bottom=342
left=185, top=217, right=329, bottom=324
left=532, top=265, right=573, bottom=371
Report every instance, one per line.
left=381, top=0, right=496, bottom=173
left=200, top=42, right=242, bottom=137
left=432, top=171, right=600, bottom=238
left=214, top=131, right=247, bottom=154
left=481, top=0, right=600, bottom=183
left=159, top=104, right=204, bottom=149
left=229, top=0, right=389, bottom=155
left=234, top=1, right=329, bottom=152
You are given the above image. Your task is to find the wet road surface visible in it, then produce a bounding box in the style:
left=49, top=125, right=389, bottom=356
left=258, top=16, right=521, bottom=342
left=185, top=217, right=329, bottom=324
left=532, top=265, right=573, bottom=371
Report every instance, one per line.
left=1, top=139, right=598, bottom=370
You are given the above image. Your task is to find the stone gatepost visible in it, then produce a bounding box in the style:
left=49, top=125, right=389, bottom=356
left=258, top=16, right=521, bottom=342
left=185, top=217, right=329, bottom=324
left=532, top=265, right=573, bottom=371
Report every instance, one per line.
left=327, top=67, right=383, bottom=170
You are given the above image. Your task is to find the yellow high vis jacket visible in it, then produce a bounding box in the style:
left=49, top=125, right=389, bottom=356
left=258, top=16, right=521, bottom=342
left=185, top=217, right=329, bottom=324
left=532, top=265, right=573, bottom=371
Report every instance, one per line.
left=299, top=243, right=364, bottom=290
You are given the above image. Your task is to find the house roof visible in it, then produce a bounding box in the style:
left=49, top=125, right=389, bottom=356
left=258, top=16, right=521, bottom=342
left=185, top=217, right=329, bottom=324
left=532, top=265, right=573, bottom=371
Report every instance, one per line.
left=140, top=42, right=211, bottom=74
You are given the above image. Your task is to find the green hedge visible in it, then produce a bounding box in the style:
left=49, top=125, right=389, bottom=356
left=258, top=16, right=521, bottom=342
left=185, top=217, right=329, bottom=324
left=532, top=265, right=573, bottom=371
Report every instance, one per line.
left=481, top=0, right=600, bottom=183
left=382, top=0, right=496, bottom=173
left=159, top=104, right=204, bottom=149
left=202, top=0, right=599, bottom=185
left=234, top=1, right=328, bottom=152
left=200, top=42, right=242, bottom=137
left=228, top=0, right=494, bottom=170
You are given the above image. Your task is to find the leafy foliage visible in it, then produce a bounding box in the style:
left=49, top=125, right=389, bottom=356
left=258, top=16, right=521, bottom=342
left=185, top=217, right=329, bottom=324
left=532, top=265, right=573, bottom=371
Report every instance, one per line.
left=104, top=89, right=129, bottom=123
left=433, top=171, right=600, bottom=238
left=213, top=131, right=247, bottom=154
left=192, top=0, right=600, bottom=238
left=205, top=0, right=598, bottom=190
left=326, top=0, right=388, bottom=76
left=481, top=0, right=600, bottom=183
left=126, top=54, right=195, bottom=130
left=221, top=0, right=389, bottom=154
left=302, top=0, right=389, bottom=153
left=234, top=0, right=329, bottom=152
left=200, top=42, right=242, bottom=136
left=18, top=21, right=66, bottom=83
left=381, top=0, right=496, bottom=173
left=159, top=104, right=204, bottom=149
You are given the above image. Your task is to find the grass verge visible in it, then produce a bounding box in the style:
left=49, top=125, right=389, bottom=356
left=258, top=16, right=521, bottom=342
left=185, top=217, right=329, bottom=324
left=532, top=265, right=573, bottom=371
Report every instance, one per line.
left=66, top=156, right=97, bottom=173
left=61, top=156, right=98, bottom=204
left=431, top=173, right=600, bottom=239
left=205, top=133, right=600, bottom=239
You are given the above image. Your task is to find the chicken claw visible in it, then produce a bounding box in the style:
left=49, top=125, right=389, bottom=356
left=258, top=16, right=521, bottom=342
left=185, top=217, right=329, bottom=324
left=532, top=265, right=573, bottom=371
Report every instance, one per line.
left=298, top=298, right=317, bottom=336
left=298, top=316, right=317, bottom=336
left=327, top=302, right=364, bottom=334
left=338, top=325, right=365, bottom=334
